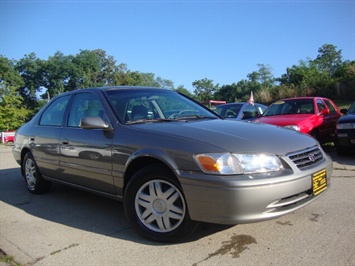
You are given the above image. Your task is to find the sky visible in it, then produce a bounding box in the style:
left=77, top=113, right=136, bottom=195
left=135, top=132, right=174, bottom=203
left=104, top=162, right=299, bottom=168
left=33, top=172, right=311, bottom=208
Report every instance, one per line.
left=0, top=0, right=354, bottom=92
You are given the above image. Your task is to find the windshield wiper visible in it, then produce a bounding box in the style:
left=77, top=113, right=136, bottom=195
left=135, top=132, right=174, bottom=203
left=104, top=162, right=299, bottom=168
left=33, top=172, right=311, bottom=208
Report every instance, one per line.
left=126, top=116, right=217, bottom=125
left=126, top=118, right=180, bottom=125
left=175, top=115, right=217, bottom=120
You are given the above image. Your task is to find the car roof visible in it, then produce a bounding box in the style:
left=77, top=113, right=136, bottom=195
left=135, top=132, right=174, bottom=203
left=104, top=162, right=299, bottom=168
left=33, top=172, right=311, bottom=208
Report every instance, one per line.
left=55, top=86, right=170, bottom=97
left=277, top=97, right=328, bottom=101
left=216, top=102, right=264, bottom=107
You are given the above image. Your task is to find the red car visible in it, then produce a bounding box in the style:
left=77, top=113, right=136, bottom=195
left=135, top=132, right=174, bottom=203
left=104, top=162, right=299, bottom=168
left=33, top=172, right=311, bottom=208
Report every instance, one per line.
left=1, top=132, right=15, bottom=144
left=256, top=97, right=341, bottom=143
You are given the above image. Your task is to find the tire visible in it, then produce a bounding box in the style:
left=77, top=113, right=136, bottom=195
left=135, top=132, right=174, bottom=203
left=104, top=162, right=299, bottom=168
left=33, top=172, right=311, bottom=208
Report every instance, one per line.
left=23, top=152, right=52, bottom=194
left=124, top=164, right=199, bottom=242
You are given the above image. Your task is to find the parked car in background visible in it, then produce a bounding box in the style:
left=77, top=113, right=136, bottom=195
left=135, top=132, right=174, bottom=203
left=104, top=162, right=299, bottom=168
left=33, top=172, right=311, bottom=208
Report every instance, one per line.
left=4, top=134, right=14, bottom=144
left=214, top=102, right=267, bottom=121
left=13, top=87, right=332, bottom=242
left=256, top=97, right=341, bottom=143
left=335, top=101, right=355, bottom=155
left=1, top=131, right=15, bottom=144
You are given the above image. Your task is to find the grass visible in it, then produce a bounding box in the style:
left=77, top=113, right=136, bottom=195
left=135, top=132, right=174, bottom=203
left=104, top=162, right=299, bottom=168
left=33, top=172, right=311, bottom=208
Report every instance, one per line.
left=0, top=249, right=21, bottom=266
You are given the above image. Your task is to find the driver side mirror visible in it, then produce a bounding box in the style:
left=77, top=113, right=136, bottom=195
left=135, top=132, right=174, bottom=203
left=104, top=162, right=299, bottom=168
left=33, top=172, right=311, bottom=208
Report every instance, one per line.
left=320, top=109, right=330, bottom=115
left=80, top=116, right=111, bottom=130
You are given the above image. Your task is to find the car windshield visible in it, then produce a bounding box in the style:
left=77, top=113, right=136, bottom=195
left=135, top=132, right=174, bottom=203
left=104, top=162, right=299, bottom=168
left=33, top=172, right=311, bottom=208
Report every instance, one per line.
left=105, top=89, right=218, bottom=124
left=263, top=99, right=314, bottom=116
left=348, top=102, right=355, bottom=114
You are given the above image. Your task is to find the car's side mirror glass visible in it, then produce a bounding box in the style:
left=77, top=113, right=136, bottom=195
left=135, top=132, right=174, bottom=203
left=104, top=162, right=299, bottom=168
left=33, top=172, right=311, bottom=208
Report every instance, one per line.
left=80, top=116, right=110, bottom=130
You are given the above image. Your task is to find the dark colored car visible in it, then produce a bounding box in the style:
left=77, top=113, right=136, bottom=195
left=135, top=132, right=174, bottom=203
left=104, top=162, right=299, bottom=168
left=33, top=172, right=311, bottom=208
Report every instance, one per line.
left=335, top=101, right=355, bottom=155
left=256, top=97, right=341, bottom=143
left=13, top=87, right=332, bottom=242
left=214, top=102, right=267, bottom=121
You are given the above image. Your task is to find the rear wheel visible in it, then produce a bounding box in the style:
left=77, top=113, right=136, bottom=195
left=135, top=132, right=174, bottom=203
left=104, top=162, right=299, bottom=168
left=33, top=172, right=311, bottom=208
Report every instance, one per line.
left=23, top=152, right=52, bottom=194
left=124, top=164, right=199, bottom=242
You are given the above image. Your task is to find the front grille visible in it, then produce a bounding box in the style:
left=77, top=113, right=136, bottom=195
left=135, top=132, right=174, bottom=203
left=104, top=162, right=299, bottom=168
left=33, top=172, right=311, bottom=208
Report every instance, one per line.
left=288, top=146, right=324, bottom=170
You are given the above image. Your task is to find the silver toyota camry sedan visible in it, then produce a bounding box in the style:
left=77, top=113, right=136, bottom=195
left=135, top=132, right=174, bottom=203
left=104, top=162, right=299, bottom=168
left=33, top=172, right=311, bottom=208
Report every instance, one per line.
left=12, top=86, right=332, bottom=242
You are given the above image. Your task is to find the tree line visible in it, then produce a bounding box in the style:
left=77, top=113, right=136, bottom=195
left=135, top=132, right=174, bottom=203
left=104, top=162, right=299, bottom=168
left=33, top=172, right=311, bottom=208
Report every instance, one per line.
left=1, top=43, right=354, bottom=131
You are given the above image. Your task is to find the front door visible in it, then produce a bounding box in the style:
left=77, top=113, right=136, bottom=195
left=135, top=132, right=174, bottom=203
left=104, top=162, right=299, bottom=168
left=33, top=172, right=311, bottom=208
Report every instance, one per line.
left=59, top=92, right=115, bottom=194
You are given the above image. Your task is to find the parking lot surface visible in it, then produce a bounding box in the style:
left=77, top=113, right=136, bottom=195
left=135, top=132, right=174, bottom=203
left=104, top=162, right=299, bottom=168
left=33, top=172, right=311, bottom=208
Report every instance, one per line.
left=1, top=144, right=354, bottom=266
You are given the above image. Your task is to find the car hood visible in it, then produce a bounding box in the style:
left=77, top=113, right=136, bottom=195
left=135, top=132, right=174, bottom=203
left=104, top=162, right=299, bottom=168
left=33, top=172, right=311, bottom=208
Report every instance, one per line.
left=256, top=114, right=314, bottom=126
left=130, top=119, right=317, bottom=155
left=338, top=113, right=355, bottom=123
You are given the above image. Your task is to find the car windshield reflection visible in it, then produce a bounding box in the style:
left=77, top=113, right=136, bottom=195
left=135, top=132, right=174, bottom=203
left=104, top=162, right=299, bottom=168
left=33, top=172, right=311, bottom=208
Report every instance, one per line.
left=105, top=89, right=217, bottom=124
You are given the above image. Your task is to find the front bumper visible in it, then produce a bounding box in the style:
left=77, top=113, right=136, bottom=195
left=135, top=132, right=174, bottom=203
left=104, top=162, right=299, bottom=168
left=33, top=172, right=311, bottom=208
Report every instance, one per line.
left=178, top=153, right=332, bottom=225
left=336, top=129, right=355, bottom=147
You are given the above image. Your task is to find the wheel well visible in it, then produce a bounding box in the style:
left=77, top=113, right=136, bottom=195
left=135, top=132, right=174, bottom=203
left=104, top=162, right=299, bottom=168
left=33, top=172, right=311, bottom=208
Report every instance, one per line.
left=123, top=157, right=177, bottom=193
left=310, top=128, right=319, bottom=139
left=20, top=148, right=31, bottom=175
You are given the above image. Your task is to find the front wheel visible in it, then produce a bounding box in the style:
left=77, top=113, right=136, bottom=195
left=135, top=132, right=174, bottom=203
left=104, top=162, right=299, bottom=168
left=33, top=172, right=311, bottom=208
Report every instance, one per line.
left=22, top=152, right=52, bottom=194
left=124, top=164, right=199, bottom=242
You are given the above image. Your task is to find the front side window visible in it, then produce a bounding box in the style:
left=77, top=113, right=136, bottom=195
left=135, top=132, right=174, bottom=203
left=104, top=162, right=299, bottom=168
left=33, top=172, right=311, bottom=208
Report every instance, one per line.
left=68, top=93, right=105, bottom=127
left=39, top=95, right=71, bottom=126
left=316, top=99, right=327, bottom=114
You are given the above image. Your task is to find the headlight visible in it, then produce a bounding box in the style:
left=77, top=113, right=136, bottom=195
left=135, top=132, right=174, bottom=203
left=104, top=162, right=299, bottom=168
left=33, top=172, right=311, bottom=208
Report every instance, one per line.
left=194, top=153, right=284, bottom=175
left=284, top=125, right=300, bottom=131
left=337, top=123, right=355, bottom=129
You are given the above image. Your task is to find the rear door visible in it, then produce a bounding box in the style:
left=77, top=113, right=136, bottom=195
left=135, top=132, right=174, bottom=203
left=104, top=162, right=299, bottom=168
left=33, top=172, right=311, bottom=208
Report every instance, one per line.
left=29, top=95, right=71, bottom=178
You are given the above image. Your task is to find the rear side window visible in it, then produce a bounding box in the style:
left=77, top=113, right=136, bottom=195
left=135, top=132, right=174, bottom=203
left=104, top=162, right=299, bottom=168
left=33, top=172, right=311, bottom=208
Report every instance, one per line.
left=39, top=95, right=71, bottom=126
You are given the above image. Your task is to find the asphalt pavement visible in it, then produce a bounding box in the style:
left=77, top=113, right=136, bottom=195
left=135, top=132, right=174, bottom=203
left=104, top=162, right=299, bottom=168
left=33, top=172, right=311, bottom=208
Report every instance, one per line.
left=0, top=144, right=354, bottom=266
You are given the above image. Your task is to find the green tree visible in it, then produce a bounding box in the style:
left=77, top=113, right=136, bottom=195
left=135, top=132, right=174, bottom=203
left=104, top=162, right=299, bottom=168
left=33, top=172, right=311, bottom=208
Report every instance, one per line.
left=71, top=49, right=117, bottom=89
left=332, top=60, right=355, bottom=98
left=114, top=63, right=139, bottom=85
left=0, top=56, right=29, bottom=131
left=174, top=85, right=194, bottom=98
left=15, top=53, right=44, bottom=110
left=214, top=83, right=238, bottom=102
left=313, top=44, right=342, bottom=77
left=156, top=77, right=174, bottom=90
left=255, top=64, right=275, bottom=88
left=41, top=51, right=74, bottom=99
left=192, top=78, right=219, bottom=102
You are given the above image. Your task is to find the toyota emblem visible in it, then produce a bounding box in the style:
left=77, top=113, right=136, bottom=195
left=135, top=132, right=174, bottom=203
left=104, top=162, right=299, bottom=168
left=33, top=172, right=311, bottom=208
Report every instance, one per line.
left=308, top=153, right=316, bottom=162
